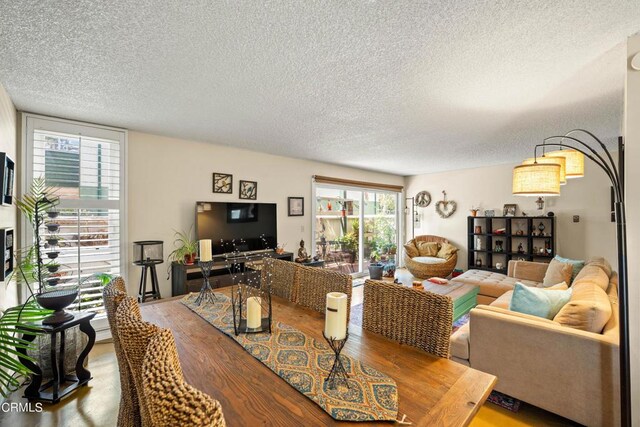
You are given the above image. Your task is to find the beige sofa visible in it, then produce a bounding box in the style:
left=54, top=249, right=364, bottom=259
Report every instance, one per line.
left=450, top=258, right=619, bottom=427
left=450, top=261, right=548, bottom=305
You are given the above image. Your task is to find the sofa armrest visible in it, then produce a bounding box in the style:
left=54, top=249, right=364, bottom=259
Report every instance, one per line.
left=469, top=306, right=619, bottom=426
left=506, top=260, right=548, bottom=282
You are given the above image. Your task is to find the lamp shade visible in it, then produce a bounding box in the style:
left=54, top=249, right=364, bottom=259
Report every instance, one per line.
left=512, top=163, right=561, bottom=196
left=546, top=149, right=584, bottom=179
left=523, top=155, right=566, bottom=185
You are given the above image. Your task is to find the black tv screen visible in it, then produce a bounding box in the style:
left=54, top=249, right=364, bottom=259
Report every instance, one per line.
left=195, top=202, right=277, bottom=255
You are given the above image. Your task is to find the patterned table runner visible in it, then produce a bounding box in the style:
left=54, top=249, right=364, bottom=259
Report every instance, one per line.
left=180, top=293, right=398, bottom=422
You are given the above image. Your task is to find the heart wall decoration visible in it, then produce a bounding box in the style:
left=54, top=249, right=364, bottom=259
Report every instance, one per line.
left=435, top=190, right=457, bottom=218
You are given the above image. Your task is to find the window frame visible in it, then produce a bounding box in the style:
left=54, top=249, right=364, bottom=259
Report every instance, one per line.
left=20, top=113, right=127, bottom=332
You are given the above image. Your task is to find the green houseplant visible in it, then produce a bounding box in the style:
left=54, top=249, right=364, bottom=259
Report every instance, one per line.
left=168, top=227, right=198, bottom=265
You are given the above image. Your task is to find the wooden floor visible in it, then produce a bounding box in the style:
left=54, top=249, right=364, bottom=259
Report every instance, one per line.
left=1, top=274, right=577, bottom=426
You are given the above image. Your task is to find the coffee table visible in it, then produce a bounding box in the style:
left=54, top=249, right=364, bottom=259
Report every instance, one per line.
left=420, top=281, right=479, bottom=321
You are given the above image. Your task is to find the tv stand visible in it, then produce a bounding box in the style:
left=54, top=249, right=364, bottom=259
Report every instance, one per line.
left=171, top=251, right=294, bottom=297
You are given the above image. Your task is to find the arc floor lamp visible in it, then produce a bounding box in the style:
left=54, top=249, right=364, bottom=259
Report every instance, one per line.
left=512, top=129, right=629, bottom=426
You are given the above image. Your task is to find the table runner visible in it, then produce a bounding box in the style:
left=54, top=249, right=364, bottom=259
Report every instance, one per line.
left=180, top=293, right=399, bottom=422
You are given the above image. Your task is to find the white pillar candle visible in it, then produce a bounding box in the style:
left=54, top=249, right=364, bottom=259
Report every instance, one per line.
left=324, top=292, right=348, bottom=340
left=199, top=239, right=212, bottom=262
left=247, top=296, right=262, bottom=329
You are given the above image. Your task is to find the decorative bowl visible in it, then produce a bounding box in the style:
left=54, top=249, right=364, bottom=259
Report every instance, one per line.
left=36, top=289, right=78, bottom=325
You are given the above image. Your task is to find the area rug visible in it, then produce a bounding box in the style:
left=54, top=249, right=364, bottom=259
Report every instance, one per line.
left=181, top=293, right=399, bottom=422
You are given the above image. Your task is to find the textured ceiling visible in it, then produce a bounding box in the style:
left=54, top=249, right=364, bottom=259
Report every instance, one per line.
left=1, top=1, right=639, bottom=176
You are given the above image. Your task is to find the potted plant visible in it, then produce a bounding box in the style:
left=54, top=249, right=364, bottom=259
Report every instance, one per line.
left=168, top=227, right=198, bottom=265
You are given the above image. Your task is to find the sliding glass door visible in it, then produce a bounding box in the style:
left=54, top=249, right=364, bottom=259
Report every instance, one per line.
left=313, top=184, right=400, bottom=277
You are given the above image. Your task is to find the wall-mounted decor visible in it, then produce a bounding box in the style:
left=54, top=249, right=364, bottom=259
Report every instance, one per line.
left=1, top=228, right=14, bottom=280
left=213, top=173, right=233, bottom=194
left=503, top=204, right=517, bottom=217
left=239, top=180, right=257, bottom=200
left=435, top=190, right=457, bottom=218
left=288, top=197, right=304, bottom=216
left=0, top=153, right=15, bottom=206
left=415, top=191, right=431, bottom=207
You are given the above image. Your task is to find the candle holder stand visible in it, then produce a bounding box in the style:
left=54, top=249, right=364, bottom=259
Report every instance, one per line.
left=323, top=332, right=350, bottom=389
left=195, top=260, right=216, bottom=306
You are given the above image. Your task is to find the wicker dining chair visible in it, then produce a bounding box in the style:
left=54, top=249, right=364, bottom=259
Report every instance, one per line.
left=143, top=329, right=226, bottom=427
left=104, top=278, right=142, bottom=427
left=294, top=265, right=352, bottom=319
left=261, top=257, right=297, bottom=301
left=115, top=296, right=162, bottom=427
left=362, top=279, right=453, bottom=358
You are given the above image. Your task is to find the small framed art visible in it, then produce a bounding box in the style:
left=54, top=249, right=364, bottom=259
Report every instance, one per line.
left=288, top=197, right=304, bottom=216
left=503, top=204, right=517, bottom=217
left=213, top=173, right=233, bottom=194
left=239, top=180, right=257, bottom=200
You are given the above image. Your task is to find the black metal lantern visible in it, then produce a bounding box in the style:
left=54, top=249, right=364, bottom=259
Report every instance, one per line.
left=133, top=240, right=163, bottom=302
left=225, top=245, right=272, bottom=335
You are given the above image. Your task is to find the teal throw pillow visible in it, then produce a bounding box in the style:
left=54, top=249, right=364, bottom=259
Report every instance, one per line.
left=509, top=283, right=572, bottom=320
left=554, top=255, right=585, bottom=283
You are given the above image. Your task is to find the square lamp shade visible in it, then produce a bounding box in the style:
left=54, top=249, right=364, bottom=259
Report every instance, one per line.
left=522, top=155, right=566, bottom=185
left=546, top=149, right=584, bottom=179
left=512, top=163, right=561, bottom=196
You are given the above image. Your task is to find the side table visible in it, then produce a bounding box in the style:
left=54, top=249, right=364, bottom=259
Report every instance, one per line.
left=17, top=311, right=96, bottom=403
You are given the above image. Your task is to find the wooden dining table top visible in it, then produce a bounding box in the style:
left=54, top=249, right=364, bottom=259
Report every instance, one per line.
left=140, top=288, right=496, bottom=427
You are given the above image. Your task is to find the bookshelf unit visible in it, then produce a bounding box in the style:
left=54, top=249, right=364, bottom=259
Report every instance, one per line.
left=467, top=216, right=556, bottom=274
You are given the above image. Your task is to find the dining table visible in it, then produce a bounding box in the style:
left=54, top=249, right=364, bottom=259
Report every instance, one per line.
left=140, top=287, right=496, bottom=426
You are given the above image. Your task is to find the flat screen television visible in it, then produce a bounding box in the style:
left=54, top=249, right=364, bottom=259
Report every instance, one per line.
left=195, top=202, right=277, bottom=255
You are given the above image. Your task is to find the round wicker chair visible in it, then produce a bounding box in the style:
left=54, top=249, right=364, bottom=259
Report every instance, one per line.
left=403, top=235, right=458, bottom=279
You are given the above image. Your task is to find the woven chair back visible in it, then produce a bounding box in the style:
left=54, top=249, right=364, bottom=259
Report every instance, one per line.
left=104, top=278, right=142, bottom=427
left=142, top=329, right=226, bottom=426
left=116, top=296, right=161, bottom=427
left=362, top=279, right=453, bottom=358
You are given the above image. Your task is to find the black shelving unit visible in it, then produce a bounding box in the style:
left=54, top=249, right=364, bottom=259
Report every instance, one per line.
left=467, top=216, right=555, bottom=274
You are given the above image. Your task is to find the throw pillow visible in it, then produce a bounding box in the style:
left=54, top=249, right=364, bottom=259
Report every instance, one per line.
left=542, top=259, right=573, bottom=287
left=403, top=242, right=419, bottom=258
left=509, top=282, right=572, bottom=320
left=553, top=281, right=612, bottom=333
left=416, top=241, right=440, bottom=257
left=584, top=256, right=612, bottom=278
left=436, top=242, right=458, bottom=259
left=554, top=255, right=585, bottom=282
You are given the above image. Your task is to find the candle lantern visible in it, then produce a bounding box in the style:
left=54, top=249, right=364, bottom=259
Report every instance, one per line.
left=132, top=240, right=163, bottom=302
left=323, top=292, right=350, bottom=389
left=229, top=251, right=272, bottom=335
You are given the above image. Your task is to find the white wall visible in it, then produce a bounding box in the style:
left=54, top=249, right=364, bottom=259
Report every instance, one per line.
left=0, top=83, right=17, bottom=310
left=624, top=33, right=640, bottom=426
left=406, top=160, right=617, bottom=269
left=126, top=131, right=404, bottom=297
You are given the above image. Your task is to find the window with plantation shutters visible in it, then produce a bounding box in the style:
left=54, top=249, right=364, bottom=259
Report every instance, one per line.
left=24, top=114, right=126, bottom=316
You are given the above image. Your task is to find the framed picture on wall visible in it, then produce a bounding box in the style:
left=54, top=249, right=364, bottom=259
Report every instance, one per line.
left=239, top=180, right=257, bottom=200
left=213, top=173, right=233, bottom=194
left=288, top=197, right=304, bottom=216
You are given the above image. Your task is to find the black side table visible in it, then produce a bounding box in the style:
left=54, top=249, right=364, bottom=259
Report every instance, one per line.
left=17, top=311, right=96, bottom=403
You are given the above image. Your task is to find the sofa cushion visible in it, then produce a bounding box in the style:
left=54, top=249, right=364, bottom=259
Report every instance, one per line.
left=436, top=242, right=458, bottom=259
left=416, top=241, right=440, bottom=257
left=404, top=242, right=419, bottom=258
left=451, top=269, right=540, bottom=299
left=513, top=261, right=548, bottom=283
left=509, top=282, right=572, bottom=319
left=450, top=322, right=470, bottom=360
left=412, top=256, right=446, bottom=264
left=554, top=255, right=585, bottom=282
left=585, top=256, right=612, bottom=278
left=553, top=281, right=612, bottom=333
left=574, top=265, right=609, bottom=291
left=543, top=259, right=573, bottom=287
